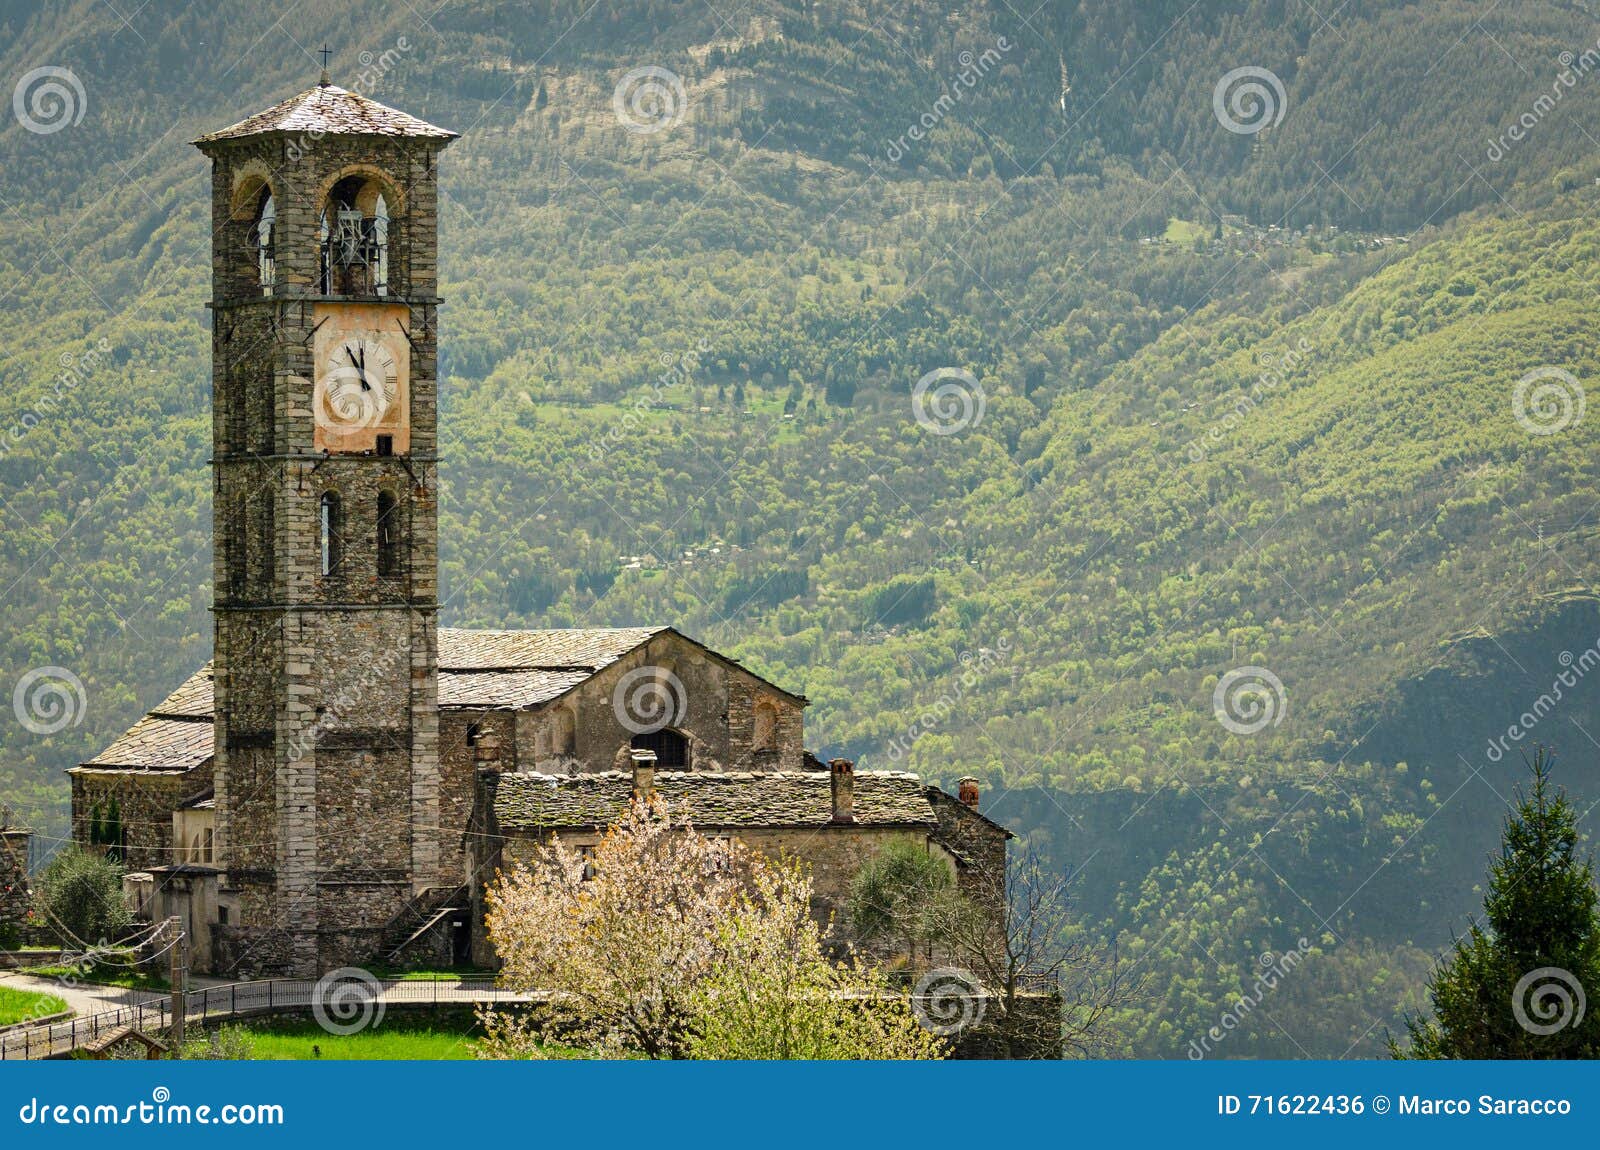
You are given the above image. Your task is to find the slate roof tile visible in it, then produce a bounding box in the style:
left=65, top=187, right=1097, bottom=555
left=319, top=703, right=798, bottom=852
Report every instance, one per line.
left=149, top=663, right=214, bottom=719
left=81, top=716, right=213, bottom=772
left=493, top=770, right=936, bottom=832
left=437, top=627, right=668, bottom=672
left=437, top=669, right=592, bottom=710
left=194, top=84, right=456, bottom=144
left=79, top=627, right=784, bottom=770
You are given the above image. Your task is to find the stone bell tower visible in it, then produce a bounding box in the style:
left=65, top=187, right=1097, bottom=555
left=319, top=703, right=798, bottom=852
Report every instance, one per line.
left=194, top=77, right=456, bottom=975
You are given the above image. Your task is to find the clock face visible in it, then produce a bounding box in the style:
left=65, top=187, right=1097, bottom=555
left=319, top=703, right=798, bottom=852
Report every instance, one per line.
left=320, top=334, right=398, bottom=429
left=311, top=303, right=411, bottom=453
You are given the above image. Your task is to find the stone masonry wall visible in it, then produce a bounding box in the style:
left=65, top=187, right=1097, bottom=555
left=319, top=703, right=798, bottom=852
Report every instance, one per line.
left=0, top=829, right=31, bottom=945
left=203, top=123, right=448, bottom=976
left=927, top=788, right=1009, bottom=905
left=509, top=632, right=805, bottom=776
left=70, top=767, right=211, bottom=872
left=439, top=711, right=517, bottom=887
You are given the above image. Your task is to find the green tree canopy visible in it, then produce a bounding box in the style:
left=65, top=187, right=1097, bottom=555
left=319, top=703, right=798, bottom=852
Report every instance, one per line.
left=33, top=847, right=130, bottom=948
left=848, top=838, right=958, bottom=964
left=1394, top=748, right=1600, bottom=1059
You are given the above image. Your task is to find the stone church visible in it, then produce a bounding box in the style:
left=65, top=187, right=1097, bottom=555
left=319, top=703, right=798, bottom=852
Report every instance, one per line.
left=69, top=78, right=1010, bottom=978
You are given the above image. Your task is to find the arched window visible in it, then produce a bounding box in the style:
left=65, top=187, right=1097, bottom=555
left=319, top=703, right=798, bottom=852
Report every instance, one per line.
left=753, top=698, right=779, bottom=752
left=254, top=190, right=276, bottom=293
left=319, top=491, right=342, bottom=576
left=376, top=490, right=401, bottom=577
left=320, top=174, right=392, bottom=296
left=631, top=729, right=687, bottom=769
left=190, top=834, right=203, bottom=864
left=202, top=828, right=214, bottom=864
left=552, top=707, right=576, bottom=756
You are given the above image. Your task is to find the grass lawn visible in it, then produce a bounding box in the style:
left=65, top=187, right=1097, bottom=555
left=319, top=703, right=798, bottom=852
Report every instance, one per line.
left=367, top=966, right=497, bottom=982
left=1164, top=216, right=1210, bottom=247
left=28, top=959, right=168, bottom=991
left=221, top=1019, right=480, bottom=1060
left=197, top=1018, right=597, bottom=1060
left=0, top=984, right=69, bottom=1026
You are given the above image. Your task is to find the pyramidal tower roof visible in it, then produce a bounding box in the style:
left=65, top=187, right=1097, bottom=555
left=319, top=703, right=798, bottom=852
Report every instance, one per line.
left=193, top=81, right=457, bottom=145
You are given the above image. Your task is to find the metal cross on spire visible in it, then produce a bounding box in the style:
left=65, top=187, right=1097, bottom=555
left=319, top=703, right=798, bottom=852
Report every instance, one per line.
left=318, top=45, right=333, bottom=86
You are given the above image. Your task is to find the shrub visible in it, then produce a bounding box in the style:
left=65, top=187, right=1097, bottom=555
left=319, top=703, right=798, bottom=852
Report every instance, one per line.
left=33, top=847, right=130, bottom=947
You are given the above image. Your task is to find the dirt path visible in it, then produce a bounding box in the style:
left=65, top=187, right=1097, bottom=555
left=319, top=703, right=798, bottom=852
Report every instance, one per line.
left=0, top=969, right=166, bottom=1020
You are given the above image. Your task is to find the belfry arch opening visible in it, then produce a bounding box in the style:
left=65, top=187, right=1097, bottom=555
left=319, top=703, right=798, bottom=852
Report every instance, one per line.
left=319, top=172, right=395, bottom=296
left=228, top=172, right=279, bottom=295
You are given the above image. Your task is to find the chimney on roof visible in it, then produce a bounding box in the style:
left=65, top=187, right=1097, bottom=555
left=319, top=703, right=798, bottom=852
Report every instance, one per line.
left=958, top=776, right=980, bottom=810
left=829, top=758, right=855, bottom=824
left=631, top=748, right=658, bottom=803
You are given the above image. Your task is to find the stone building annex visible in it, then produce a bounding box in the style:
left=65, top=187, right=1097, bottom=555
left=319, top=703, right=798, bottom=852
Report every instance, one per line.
left=67, top=78, right=1010, bottom=978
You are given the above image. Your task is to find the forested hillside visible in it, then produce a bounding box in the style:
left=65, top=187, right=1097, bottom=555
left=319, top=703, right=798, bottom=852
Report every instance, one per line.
left=4, top=0, right=1600, bottom=1055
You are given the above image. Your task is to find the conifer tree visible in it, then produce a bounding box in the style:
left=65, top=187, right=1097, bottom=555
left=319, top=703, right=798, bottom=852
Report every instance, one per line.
left=1394, top=748, right=1600, bottom=1058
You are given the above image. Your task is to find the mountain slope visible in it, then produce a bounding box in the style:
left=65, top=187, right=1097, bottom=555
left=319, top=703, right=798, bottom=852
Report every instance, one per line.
left=3, top=0, right=1599, bottom=1056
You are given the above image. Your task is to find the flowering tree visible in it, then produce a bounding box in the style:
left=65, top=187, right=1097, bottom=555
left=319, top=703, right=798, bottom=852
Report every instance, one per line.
left=482, top=799, right=740, bottom=1058
left=685, top=856, right=944, bottom=1059
left=480, top=799, right=943, bottom=1060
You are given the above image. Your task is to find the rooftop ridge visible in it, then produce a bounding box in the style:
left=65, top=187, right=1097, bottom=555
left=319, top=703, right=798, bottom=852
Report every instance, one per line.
left=194, top=83, right=457, bottom=144
left=440, top=626, right=669, bottom=636
left=513, top=769, right=925, bottom=781
left=493, top=768, right=939, bottom=831
left=74, top=627, right=809, bottom=770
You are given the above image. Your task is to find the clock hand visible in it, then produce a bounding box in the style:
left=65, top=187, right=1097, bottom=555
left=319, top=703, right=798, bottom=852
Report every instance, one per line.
left=344, top=343, right=371, bottom=389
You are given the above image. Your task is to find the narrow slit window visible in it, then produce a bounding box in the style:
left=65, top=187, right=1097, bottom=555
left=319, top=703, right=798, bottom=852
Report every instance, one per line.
left=320, top=491, right=342, bottom=575
left=377, top=490, right=400, bottom=577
